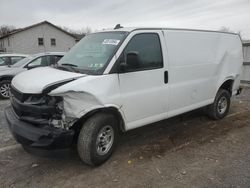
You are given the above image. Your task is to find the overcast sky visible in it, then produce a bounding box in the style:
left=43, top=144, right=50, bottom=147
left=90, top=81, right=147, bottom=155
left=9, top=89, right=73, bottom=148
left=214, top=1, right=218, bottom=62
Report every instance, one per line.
left=1, top=0, right=250, bottom=38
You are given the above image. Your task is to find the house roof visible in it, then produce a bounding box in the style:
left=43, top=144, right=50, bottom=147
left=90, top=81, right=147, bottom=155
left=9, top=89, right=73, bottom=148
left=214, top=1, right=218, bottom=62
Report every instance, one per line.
left=0, top=21, right=78, bottom=40
left=72, top=33, right=85, bottom=42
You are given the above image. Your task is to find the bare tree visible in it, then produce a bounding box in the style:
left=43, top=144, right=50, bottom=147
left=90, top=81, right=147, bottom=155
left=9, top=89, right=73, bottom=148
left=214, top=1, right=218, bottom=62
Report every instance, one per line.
left=80, top=27, right=92, bottom=34
left=219, top=26, right=231, bottom=32
left=0, top=25, right=16, bottom=37
left=58, top=25, right=92, bottom=35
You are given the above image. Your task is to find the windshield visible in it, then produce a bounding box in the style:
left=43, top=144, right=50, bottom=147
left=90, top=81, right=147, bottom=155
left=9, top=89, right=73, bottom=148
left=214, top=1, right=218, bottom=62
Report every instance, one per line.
left=12, top=56, right=33, bottom=67
left=57, top=32, right=127, bottom=74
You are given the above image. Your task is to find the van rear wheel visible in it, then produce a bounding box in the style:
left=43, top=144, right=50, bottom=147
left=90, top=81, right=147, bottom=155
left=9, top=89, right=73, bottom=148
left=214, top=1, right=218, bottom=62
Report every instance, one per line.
left=77, top=113, right=118, bottom=166
left=207, top=89, right=231, bottom=120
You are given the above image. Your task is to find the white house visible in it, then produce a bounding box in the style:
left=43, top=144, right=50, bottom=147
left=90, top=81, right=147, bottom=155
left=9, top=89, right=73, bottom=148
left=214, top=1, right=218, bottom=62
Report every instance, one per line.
left=242, top=40, right=250, bottom=84
left=0, top=21, right=78, bottom=54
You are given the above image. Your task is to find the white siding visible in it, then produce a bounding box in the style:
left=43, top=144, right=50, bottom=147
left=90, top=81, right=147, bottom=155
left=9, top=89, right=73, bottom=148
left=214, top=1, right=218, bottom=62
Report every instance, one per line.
left=0, top=23, right=76, bottom=54
left=243, top=45, right=250, bottom=62
left=242, top=44, right=250, bottom=82
left=242, top=65, right=250, bottom=82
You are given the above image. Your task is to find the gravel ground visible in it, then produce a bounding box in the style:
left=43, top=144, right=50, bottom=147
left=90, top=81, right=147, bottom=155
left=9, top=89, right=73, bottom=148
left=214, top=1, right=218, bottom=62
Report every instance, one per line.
left=0, top=87, right=250, bottom=188
left=0, top=100, right=14, bottom=148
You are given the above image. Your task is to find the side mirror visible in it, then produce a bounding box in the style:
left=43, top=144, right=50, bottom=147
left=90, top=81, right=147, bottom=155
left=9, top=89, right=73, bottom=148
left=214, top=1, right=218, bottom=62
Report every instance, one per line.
left=119, top=51, right=140, bottom=72
left=126, top=51, right=140, bottom=68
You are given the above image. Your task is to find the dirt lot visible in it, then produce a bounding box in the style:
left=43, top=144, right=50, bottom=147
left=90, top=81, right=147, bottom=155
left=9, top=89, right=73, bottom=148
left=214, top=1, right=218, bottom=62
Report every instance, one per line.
left=0, top=87, right=250, bottom=188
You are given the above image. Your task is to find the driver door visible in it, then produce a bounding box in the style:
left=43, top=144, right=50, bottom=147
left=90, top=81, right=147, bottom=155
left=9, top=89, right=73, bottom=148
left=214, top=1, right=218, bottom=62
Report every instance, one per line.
left=117, top=31, right=169, bottom=130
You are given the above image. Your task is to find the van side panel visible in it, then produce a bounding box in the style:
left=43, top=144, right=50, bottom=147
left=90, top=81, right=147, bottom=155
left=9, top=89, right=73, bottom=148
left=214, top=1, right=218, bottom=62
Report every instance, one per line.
left=214, top=34, right=243, bottom=94
left=51, top=30, right=242, bottom=131
left=164, top=30, right=242, bottom=118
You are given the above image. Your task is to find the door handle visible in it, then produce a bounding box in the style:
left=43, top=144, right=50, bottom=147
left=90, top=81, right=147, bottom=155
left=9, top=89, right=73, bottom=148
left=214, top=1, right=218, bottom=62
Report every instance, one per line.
left=164, top=71, right=168, bottom=84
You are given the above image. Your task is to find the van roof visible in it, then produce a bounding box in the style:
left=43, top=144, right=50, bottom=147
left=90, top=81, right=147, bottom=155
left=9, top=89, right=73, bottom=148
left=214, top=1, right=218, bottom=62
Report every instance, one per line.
left=98, top=27, right=239, bottom=36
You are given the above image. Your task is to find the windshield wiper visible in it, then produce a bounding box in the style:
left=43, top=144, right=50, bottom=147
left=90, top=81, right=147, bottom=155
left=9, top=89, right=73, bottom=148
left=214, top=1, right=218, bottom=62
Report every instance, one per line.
left=57, top=63, right=97, bottom=75
left=61, top=63, right=78, bottom=67
left=56, top=63, right=79, bottom=73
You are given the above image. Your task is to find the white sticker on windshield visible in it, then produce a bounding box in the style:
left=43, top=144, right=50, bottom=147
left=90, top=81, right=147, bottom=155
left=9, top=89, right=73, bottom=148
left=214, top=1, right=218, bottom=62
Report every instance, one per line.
left=102, top=39, right=120, bottom=45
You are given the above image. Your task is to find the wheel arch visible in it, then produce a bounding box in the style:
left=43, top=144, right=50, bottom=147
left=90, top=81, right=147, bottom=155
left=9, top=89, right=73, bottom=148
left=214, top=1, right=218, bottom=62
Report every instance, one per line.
left=71, top=106, right=126, bottom=137
left=217, top=78, right=235, bottom=96
left=0, top=75, right=13, bottom=82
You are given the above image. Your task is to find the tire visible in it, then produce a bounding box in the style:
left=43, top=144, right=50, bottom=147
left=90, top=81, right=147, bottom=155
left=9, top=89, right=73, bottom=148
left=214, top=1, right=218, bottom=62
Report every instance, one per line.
left=0, top=80, right=11, bottom=99
left=77, top=113, right=118, bottom=166
left=207, top=89, right=231, bottom=120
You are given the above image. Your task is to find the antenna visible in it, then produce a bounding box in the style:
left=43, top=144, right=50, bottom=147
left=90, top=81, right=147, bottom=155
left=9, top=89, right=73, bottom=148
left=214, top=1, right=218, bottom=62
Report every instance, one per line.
left=114, top=24, right=123, bottom=29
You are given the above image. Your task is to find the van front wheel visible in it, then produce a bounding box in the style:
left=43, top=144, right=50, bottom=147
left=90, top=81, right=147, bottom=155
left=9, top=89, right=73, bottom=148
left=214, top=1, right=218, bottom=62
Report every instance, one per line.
left=77, top=113, right=118, bottom=166
left=207, top=89, right=231, bottom=120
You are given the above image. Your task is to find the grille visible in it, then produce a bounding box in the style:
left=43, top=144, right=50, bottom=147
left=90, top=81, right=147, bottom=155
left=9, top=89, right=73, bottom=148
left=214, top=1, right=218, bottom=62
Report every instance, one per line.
left=10, top=86, right=61, bottom=125
left=10, top=86, right=25, bottom=102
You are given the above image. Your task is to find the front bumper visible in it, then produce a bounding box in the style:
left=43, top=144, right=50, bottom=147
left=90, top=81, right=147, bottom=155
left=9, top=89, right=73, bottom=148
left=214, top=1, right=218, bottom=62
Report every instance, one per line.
left=5, top=106, right=74, bottom=149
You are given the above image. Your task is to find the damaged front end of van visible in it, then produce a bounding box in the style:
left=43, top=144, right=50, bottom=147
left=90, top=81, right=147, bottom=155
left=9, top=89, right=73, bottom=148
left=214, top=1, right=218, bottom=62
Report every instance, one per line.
left=4, top=67, right=114, bottom=150
left=5, top=31, right=127, bottom=151
left=5, top=65, right=122, bottom=150
left=5, top=92, right=75, bottom=149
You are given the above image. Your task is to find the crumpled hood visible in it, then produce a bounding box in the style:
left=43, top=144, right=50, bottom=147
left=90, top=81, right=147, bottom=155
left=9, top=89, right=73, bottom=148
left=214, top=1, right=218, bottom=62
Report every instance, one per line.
left=12, top=67, right=85, bottom=94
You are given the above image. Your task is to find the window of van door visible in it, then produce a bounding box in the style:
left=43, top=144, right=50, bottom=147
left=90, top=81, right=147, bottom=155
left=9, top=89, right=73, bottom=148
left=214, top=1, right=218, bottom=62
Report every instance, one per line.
left=122, top=33, right=163, bottom=72
left=117, top=32, right=168, bottom=130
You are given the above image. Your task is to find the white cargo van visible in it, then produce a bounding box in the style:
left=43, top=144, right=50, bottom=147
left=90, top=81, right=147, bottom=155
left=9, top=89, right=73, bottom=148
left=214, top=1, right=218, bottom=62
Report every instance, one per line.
left=5, top=28, right=243, bottom=166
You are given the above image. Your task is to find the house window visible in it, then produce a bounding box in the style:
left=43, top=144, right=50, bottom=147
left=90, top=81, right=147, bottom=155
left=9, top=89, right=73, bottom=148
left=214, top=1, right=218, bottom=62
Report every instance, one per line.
left=0, top=40, right=4, bottom=47
left=7, top=38, right=10, bottom=46
left=38, top=38, right=44, bottom=46
left=51, top=38, right=56, bottom=46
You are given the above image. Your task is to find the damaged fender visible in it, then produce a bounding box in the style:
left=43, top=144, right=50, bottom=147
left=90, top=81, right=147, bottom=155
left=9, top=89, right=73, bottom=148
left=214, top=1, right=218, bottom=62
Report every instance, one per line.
left=48, top=74, right=126, bottom=128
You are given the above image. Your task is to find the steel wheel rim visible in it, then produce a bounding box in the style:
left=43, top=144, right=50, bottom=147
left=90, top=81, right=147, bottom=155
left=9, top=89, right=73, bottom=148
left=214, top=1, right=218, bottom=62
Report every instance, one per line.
left=96, top=125, right=114, bottom=155
left=217, top=96, right=227, bottom=114
left=0, top=83, right=10, bottom=98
